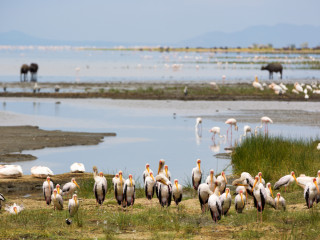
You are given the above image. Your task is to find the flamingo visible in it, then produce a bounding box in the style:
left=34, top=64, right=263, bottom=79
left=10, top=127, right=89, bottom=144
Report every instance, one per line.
left=255, top=116, right=273, bottom=135
left=209, top=127, right=226, bottom=141
left=225, top=118, right=238, bottom=140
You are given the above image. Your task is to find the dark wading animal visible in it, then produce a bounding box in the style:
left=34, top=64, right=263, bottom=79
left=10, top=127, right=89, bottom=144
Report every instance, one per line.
left=20, top=64, right=29, bottom=82
left=261, top=63, right=283, bottom=79
left=29, top=63, right=39, bottom=82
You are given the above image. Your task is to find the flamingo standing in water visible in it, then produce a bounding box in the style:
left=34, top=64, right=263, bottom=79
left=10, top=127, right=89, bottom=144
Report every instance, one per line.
left=255, top=116, right=273, bottom=135
left=209, top=127, right=226, bottom=141
left=225, top=118, right=238, bottom=140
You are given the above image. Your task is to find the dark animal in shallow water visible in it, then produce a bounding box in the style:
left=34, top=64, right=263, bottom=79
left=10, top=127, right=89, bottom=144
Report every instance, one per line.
left=20, top=64, right=29, bottom=82
left=261, top=63, right=283, bottom=80
left=29, top=63, right=39, bottom=82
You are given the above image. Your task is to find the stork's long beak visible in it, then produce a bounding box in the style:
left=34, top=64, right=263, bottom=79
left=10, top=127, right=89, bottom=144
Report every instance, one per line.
left=277, top=195, right=280, bottom=206
left=240, top=193, right=244, bottom=205
left=198, top=162, right=201, bottom=173
left=151, top=175, right=155, bottom=181
left=57, top=187, right=60, bottom=194
left=75, top=196, right=78, bottom=205
left=226, top=189, right=229, bottom=198
left=252, top=179, right=258, bottom=191
left=47, top=179, right=51, bottom=190
left=14, top=207, right=17, bottom=214
left=175, top=182, right=178, bottom=189
left=158, top=163, right=162, bottom=175
left=314, top=182, right=320, bottom=193
left=130, top=178, right=133, bottom=187
left=120, top=175, right=123, bottom=187
left=210, top=174, right=213, bottom=184
left=293, top=174, right=298, bottom=184
left=147, top=166, right=150, bottom=173
left=269, top=186, right=274, bottom=198
left=259, top=176, right=262, bottom=183
left=74, top=180, right=80, bottom=189
left=165, top=168, right=168, bottom=178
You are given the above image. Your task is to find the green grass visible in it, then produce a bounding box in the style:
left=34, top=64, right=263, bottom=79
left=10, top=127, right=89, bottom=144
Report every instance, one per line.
left=232, top=135, right=320, bottom=182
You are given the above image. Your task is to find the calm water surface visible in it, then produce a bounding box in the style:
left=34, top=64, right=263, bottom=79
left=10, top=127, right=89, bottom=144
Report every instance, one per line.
left=0, top=98, right=319, bottom=184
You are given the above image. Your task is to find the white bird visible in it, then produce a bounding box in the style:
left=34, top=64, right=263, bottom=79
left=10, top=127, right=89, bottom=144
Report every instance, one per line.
left=206, top=169, right=217, bottom=192
left=94, top=171, right=107, bottom=205
left=234, top=190, right=246, bottom=213
left=5, top=203, right=24, bottom=214
left=232, top=172, right=254, bottom=197
left=274, top=171, right=298, bottom=192
left=264, top=182, right=276, bottom=208
left=252, top=176, right=267, bottom=222
left=313, top=90, right=320, bottom=94
left=306, top=85, right=313, bottom=91
left=70, top=163, right=85, bottom=173
left=157, top=159, right=166, bottom=176
left=192, top=159, right=202, bottom=190
left=317, top=143, right=320, bottom=150
left=275, top=193, right=286, bottom=210
left=157, top=179, right=172, bottom=207
left=172, top=179, right=183, bottom=206
left=144, top=172, right=156, bottom=201
left=114, top=171, right=125, bottom=206
left=242, top=125, right=252, bottom=137
left=142, top=163, right=153, bottom=183
left=31, top=166, right=54, bottom=178
left=225, top=118, right=238, bottom=139
left=294, top=82, right=303, bottom=92
left=43, top=176, right=54, bottom=205
left=0, top=165, right=23, bottom=178
left=255, top=116, right=273, bottom=135
left=304, top=178, right=320, bottom=208
left=0, top=193, right=5, bottom=210
left=256, top=172, right=266, bottom=187
left=198, top=182, right=215, bottom=212
left=265, top=182, right=274, bottom=198
left=123, top=174, right=135, bottom=207
left=62, top=178, right=80, bottom=198
left=252, top=76, right=264, bottom=90
left=216, top=171, right=227, bottom=194
left=51, top=188, right=63, bottom=210
left=112, top=173, right=119, bottom=188
left=195, top=117, right=202, bottom=136
left=208, top=194, right=222, bottom=222
left=209, top=127, right=226, bottom=141
left=68, top=194, right=79, bottom=217
left=279, top=83, right=288, bottom=91
left=219, top=188, right=231, bottom=215
left=292, top=89, right=299, bottom=94
left=296, top=174, right=314, bottom=188
left=184, top=86, right=188, bottom=96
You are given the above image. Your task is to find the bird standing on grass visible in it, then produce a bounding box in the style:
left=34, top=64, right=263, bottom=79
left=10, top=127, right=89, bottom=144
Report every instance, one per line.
left=43, top=176, right=54, bottom=205
left=172, top=179, right=183, bottom=206
left=304, top=178, right=319, bottom=209
left=144, top=172, right=156, bottom=202
left=198, top=182, right=215, bottom=212
left=192, top=159, right=202, bottom=190
left=208, top=194, right=222, bottom=222
left=143, top=163, right=153, bottom=183
left=70, top=163, right=85, bottom=173
left=206, top=169, right=217, bottom=192
left=124, top=174, right=135, bottom=207
left=94, top=171, right=107, bottom=206
left=114, top=171, right=125, bottom=207
left=274, top=171, right=298, bottom=192
left=252, top=176, right=267, bottom=223
left=0, top=193, right=5, bottom=210
left=275, top=193, right=286, bottom=210
left=62, top=178, right=80, bottom=198
left=68, top=194, right=79, bottom=217
left=234, top=190, right=246, bottom=213
left=216, top=171, right=227, bottom=194
left=52, top=188, right=63, bottom=210
left=219, top=188, right=231, bottom=215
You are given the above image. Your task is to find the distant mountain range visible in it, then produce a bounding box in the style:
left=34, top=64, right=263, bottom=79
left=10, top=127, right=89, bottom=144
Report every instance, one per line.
left=1, top=24, right=320, bottom=48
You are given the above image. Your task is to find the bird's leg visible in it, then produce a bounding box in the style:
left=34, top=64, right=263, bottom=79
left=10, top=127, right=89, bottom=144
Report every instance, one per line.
left=260, top=211, right=262, bottom=223
left=256, top=208, right=259, bottom=223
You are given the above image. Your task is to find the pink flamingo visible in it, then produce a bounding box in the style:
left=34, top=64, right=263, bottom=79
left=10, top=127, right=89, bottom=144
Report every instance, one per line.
left=225, top=118, right=238, bottom=140
left=255, top=116, right=273, bottom=135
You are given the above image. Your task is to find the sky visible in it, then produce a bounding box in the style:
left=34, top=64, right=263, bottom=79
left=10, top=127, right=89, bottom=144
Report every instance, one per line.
left=1, top=0, right=320, bottom=43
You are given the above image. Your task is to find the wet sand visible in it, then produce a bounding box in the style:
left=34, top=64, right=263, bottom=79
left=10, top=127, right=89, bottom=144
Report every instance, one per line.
left=0, top=126, right=116, bottom=162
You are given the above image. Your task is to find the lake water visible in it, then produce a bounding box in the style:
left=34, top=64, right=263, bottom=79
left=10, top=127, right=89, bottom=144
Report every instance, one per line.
left=0, top=98, right=319, bottom=185
left=0, top=46, right=320, bottom=83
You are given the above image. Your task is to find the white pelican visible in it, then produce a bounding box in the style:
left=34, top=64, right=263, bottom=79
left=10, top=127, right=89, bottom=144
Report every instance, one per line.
left=124, top=174, right=135, bottom=207
left=255, top=116, right=273, bottom=135
left=216, top=171, right=227, bottom=194
left=68, top=194, right=79, bottom=217
left=114, top=171, right=125, bottom=206
left=219, top=188, right=231, bottom=215
left=252, top=76, right=264, bottom=90
left=142, top=163, right=153, bottom=183
left=195, top=117, right=202, bottom=136
left=198, top=182, right=214, bottom=212
left=206, top=169, right=216, bottom=192
left=275, top=193, right=286, bottom=210
left=225, top=118, right=238, bottom=138
left=209, top=127, right=226, bottom=141
left=292, top=89, right=299, bottom=94
left=252, top=176, right=267, bottom=222
left=5, top=203, right=24, bottom=214
left=62, top=178, right=80, bottom=198
left=279, top=83, right=288, bottom=91
left=144, top=172, right=156, bottom=201
left=0, top=193, right=5, bottom=210
left=70, top=163, right=85, bottom=173
left=274, top=171, right=298, bottom=192
left=294, top=82, right=303, bottom=92
left=31, top=166, right=54, bottom=178
left=208, top=194, right=222, bottom=222
left=43, top=176, right=54, bottom=205
left=52, top=189, right=63, bottom=210
left=304, top=178, right=319, bottom=209
left=0, top=165, right=23, bottom=178
left=192, top=159, right=202, bottom=190
left=234, top=190, right=246, bottom=213
left=172, top=179, right=183, bottom=206
left=94, top=171, right=107, bottom=205
left=164, top=165, right=171, bottom=181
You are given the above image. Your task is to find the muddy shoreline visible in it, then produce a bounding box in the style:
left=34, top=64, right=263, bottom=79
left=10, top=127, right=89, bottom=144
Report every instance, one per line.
left=0, top=126, right=116, bottom=162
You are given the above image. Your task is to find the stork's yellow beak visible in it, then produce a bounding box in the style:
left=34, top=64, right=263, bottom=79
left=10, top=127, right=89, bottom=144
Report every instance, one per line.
left=147, top=166, right=150, bottom=173
left=314, top=182, right=320, bottom=193
left=130, top=178, right=133, bottom=187
left=151, top=175, right=155, bottom=181
left=57, top=187, right=60, bottom=194
left=120, top=175, right=123, bottom=187
left=197, top=162, right=201, bottom=173
left=226, top=189, right=229, bottom=198
left=259, top=176, right=262, bottom=183
left=175, top=182, right=178, bottom=189
left=74, top=180, right=80, bottom=189
left=252, top=179, right=258, bottom=190
left=75, top=197, right=78, bottom=205
left=240, top=193, right=244, bottom=205
left=165, top=168, right=168, bottom=177
left=293, top=174, right=298, bottom=184
left=269, top=186, right=274, bottom=198
left=210, top=174, right=213, bottom=184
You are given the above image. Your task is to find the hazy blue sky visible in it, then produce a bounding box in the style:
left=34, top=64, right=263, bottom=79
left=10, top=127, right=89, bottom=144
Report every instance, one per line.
left=1, top=0, right=320, bottom=43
